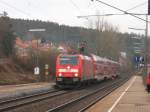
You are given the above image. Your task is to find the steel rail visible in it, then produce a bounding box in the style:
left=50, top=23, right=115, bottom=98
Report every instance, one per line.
left=79, top=77, right=130, bottom=112
left=0, top=89, right=68, bottom=111
left=0, top=89, right=58, bottom=105
left=47, top=77, right=130, bottom=112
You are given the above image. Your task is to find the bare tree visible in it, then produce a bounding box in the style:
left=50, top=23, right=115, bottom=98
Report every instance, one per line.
left=94, top=11, right=105, bottom=32
left=87, top=11, right=120, bottom=60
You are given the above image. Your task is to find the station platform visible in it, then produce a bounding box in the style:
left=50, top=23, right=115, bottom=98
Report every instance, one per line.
left=87, top=75, right=150, bottom=112
left=0, top=82, right=54, bottom=101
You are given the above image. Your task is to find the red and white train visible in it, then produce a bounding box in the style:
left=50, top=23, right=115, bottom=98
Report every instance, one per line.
left=56, top=54, right=120, bottom=87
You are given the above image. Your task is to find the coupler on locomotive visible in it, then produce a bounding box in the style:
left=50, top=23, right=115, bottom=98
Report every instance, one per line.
left=56, top=77, right=81, bottom=88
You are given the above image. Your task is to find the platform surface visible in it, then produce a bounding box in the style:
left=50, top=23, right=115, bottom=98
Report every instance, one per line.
left=87, top=75, right=150, bottom=112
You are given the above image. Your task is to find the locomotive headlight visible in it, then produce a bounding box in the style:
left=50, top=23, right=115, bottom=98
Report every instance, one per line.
left=74, top=73, right=78, bottom=77
left=58, top=73, right=62, bottom=77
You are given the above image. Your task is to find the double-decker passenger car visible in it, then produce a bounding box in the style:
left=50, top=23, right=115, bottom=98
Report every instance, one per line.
left=56, top=53, right=120, bottom=88
left=90, top=54, right=120, bottom=80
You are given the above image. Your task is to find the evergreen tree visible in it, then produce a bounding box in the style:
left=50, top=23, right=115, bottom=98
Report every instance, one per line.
left=2, top=32, right=15, bottom=56
left=0, top=16, right=15, bottom=57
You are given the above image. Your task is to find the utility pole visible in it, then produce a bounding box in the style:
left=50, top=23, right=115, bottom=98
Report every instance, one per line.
left=28, top=28, right=46, bottom=82
left=0, top=11, right=8, bottom=17
left=145, top=14, right=148, bottom=76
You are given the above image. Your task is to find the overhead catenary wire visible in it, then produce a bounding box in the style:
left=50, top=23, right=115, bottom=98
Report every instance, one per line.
left=0, top=0, right=31, bottom=16
left=87, top=0, right=92, bottom=8
left=78, top=1, right=147, bottom=18
left=91, top=0, right=150, bottom=23
left=126, top=1, right=147, bottom=12
left=77, top=13, right=148, bottom=18
left=69, top=0, right=82, bottom=14
left=77, top=14, right=125, bottom=18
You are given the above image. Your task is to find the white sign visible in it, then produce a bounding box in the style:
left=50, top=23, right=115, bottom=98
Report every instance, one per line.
left=34, top=67, right=40, bottom=75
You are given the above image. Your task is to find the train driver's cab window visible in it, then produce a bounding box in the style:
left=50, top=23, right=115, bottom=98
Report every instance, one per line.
left=60, top=56, right=78, bottom=65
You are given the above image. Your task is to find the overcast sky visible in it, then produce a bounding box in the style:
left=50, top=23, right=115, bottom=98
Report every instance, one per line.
left=0, top=0, right=149, bottom=35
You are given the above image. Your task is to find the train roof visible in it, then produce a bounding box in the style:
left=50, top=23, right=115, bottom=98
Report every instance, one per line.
left=91, top=54, right=119, bottom=65
left=105, top=58, right=119, bottom=64
left=58, top=54, right=91, bottom=60
left=90, top=54, right=106, bottom=62
left=58, top=54, right=120, bottom=65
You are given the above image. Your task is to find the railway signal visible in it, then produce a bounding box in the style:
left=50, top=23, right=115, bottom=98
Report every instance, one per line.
left=79, top=46, right=84, bottom=53
left=41, top=38, right=46, bottom=43
left=79, top=41, right=87, bottom=54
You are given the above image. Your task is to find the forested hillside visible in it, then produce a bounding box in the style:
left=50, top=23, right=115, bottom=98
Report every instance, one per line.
left=10, top=18, right=144, bottom=60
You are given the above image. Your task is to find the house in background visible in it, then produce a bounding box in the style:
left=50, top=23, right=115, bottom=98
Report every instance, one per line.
left=15, top=37, right=29, bottom=58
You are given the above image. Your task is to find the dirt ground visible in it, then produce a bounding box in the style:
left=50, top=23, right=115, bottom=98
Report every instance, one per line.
left=0, top=59, right=38, bottom=85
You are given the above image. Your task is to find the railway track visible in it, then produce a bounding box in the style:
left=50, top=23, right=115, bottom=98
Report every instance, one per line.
left=47, top=77, right=130, bottom=112
left=0, top=76, right=130, bottom=112
left=0, top=89, right=68, bottom=112
left=0, top=84, right=93, bottom=112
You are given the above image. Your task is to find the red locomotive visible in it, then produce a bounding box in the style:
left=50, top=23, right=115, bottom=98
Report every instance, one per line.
left=56, top=53, right=120, bottom=88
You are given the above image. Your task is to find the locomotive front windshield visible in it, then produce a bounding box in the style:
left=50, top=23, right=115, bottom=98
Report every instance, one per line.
left=60, top=56, right=78, bottom=65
